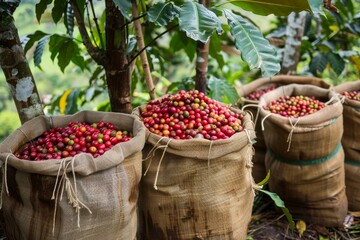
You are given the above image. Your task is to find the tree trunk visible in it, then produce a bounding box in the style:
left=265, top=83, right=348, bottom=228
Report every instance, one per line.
left=280, top=11, right=307, bottom=75
left=195, top=0, right=210, bottom=93
left=0, top=11, right=44, bottom=124
left=105, top=0, right=131, bottom=113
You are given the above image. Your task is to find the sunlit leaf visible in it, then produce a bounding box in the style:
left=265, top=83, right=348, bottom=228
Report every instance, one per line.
left=257, top=170, right=270, bottom=186
left=224, top=10, right=280, bottom=78
left=179, top=2, right=222, bottom=43
left=217, top=0, right=312, bottom=16
left=147, top=2, right=177, bottom=26
left=59, top=89, right=72, bottom=114
left=296, top=220, right=306, bottom=237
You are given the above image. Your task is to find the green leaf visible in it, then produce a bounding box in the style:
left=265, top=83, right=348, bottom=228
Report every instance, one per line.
left=309, top=53, right=327, bottom=74
left=58, top=40, right=74, bottom=72
left=257, top=170, right=270, bottom=186
left=259, top=189, right=295, bottom=231
left=224, top=10, right=280, bottom=78
left=24, top=31, right=49, bottom=53
left=208, top=76, right=239, bottom=104
left=147, top=2, right=177, bottom=26
left=209, top=33, right=224, bottom=69
left=307, top=0, right=324, bottom=16
left=326, top=52, right=345, bottom=75
left=52, top=0, right=67, bottom=23
left=218, top=0, right=312, bottom=16
left=112, top=0, right=131, bottom=20
left=179, top=2, right=222, bottom=43
left=49, top=34, right=67, bottom=61
left=65, top=88, right=80, bottom=114
left=34, top=35, right=50, bottom=67
left=35, top=0, right=52, bottom=22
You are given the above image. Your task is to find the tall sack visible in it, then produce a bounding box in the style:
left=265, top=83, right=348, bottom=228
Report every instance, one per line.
left=334, top=80, right=360, bottom=211
left=0, top=111, right=145, bottom=240
left=259, top=84, right=347, bottom=227
left=138, top=108, right=256, bottom=240
left=238, top=75, right=331, bottom=183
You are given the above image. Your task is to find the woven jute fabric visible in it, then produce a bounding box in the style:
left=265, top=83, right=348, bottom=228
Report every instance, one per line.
left=136, top=106, right=256, bottom=240
left=238, top=75, right=331, bottom=183
left=334, top=80, right=360, bottom=211
left=259, top=84, right=347, bottom=227
left=0, top=111, right=145, bottom=240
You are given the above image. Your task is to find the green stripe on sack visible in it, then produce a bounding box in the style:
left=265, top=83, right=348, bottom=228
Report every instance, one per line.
left=269, top=143, right=342, bottom=166
left=345, top=158, right=360, bottom=167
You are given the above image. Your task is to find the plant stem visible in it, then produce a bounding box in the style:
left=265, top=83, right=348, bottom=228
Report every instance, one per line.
left=132, top=0, right=156, bottom=100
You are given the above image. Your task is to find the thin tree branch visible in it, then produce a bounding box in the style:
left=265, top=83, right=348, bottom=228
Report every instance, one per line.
left=89, top=0, right=104, bottom=49
left=128, top=24, right=178, bottom=66
left=132, top=0, right=156, bottom=100
left=69, top=0, right=106, bottom=66
left=119, top=13, right=147, bottom=30
left=86, top=0, right=99, bottom=48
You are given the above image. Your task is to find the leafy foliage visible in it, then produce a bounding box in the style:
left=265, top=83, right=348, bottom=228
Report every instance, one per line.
left=178, top=2, right=222, bottom=43
left=207, top=76, right=239, bottom=104
left=219, top=0, right=312, bottom=16
left=224, top=10, right=281, bottom=78
left=147, top=2, right=178, bottom=26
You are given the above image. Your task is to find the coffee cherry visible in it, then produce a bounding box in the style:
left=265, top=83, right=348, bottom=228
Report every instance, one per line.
left=140, top=90, right=244, bottom=140
left=263, top=95, right=325, bottom=118
left=342, top=90, right=360, bottom=101
left=15, top=120, right=132, bottom=161
left=246, top=85, right=277, bottom=101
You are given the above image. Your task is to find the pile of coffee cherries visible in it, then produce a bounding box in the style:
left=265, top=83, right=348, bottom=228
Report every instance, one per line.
left=263, top=95, right=326, bottom=118
left=140, top=90, right=244, bottom=140
left=246, top=85, right=277, bottom=101
left=342, top=90, right=360, bottom=101
left=15, top=121, right=132, bottom=160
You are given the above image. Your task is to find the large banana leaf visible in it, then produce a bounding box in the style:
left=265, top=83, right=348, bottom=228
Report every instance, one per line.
left=224, top=10, right=280, bottom=78
left=217, top=0, right=314, bottom=16
left=147, top=2, right=178, bottom=26
left=179, top=2, right=222, bottom=43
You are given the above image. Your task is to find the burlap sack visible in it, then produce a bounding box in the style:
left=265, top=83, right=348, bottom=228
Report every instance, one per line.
left=334, top=80, right=360, bottom=211
left=0, top=111, right=145, bottom=240
left=259, top=84, right=347, bottom=227
left=238, top=75, right=331, bottom=183
left=137, top=108, right=256, bottom=240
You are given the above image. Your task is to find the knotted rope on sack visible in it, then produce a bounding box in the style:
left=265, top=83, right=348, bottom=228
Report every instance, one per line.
left=0, top=153, right=12, bottom=209
left=51, top=156, right=92, bottom=234
left=286, top=117, right=300, bottom=152
left=142, top=137, right=172, bottom=190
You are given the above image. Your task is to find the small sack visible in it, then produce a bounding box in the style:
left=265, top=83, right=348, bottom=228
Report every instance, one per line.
left=238, top=75, right=331, bottom=183
left=138, top=107, right=256, bottom=240
left=259, top=84, right=347, bottom=227
left=334, top=80, right=360, bottom=211
left=0, top=111, right=145, bottom=240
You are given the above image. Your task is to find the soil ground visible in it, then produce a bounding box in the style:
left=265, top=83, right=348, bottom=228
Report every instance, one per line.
left=248, top=196, right=360, bottom=240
